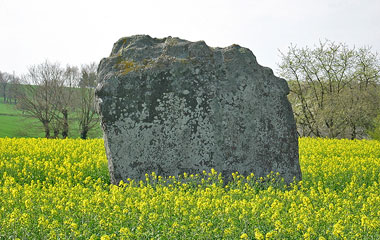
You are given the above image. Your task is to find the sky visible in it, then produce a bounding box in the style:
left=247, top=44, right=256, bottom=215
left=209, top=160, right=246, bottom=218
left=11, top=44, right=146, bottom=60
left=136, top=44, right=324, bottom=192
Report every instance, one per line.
left=0, top=0, right=379, bottom=76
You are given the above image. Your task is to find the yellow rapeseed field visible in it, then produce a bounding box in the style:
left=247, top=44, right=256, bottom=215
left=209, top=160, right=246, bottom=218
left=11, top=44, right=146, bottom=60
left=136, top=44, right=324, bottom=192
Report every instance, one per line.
left=0, top=138, right=379, bottom=239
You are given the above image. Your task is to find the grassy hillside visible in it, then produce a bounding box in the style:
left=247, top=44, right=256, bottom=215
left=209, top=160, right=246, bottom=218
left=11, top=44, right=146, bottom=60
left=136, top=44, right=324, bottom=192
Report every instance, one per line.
left=0, top=99, right=102, bottom=138
left=0, top=99, right=20, bottom=115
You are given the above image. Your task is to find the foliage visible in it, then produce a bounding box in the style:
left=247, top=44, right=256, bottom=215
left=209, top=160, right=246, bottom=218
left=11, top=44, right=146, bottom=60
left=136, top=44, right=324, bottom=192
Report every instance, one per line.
left=0, top=138, right=380, bottom=239
left=368, top=114, right=380, bottom=141
left=278, top=40, right=380, bottom=139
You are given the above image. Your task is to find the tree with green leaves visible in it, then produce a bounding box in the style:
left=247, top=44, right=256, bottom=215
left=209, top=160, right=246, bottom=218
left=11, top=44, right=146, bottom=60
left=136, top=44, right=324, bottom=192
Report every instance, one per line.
left=278, top=40, right=380, bottom=139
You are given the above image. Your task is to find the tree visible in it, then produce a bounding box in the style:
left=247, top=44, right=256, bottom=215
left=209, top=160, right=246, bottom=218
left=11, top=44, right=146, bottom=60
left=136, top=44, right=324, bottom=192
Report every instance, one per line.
left=16, top=61, right=100, bottom=139
left=368, top=114, right=380, bottom=141
left=79, top=62, right=97, bottom=88
left=0, top=71, right=4, bottom=101
left=278, top=40, right=380, bottom=139
left=0, top=71, right=10, bottom=102
left=17, top=61, right=65, bottom=138
left=53, top=65, right=80, bottom=138
left=7, top=73, right=21, bottom=104
left=76, top=63, right=99, bottom=139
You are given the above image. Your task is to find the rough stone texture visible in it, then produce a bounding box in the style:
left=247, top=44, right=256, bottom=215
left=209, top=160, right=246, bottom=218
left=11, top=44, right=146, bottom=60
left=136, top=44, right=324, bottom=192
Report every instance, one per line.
left=95, top=35, right=302, bottom=185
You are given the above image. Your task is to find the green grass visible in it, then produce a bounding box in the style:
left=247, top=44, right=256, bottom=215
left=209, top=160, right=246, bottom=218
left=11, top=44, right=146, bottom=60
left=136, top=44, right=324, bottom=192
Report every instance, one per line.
left=0, top=114, right=23, bottom=137
left=0, top=114, right=44, bottom=138
left=0, top=99, right=19, bottom=115
left=0, top=99, right=102, bottom=138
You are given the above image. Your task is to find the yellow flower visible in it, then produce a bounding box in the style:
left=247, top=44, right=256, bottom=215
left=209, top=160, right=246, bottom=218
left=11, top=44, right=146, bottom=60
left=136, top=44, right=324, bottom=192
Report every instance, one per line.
left=265, top=230, right=275, bottom=239
left=254, top=229, right=264, bottom=240
left=224, top=228, right=232, bottom=236
left=120, top=227, right=131, bottom=236
left=1, top=137, right=380, bottom=238
left=333, top=221, right=344, bottom=237
left=100, top=235, right=110, bottom=240
left=70, top=223, right=78, bottom=230
left=24, top=199, right=32, bottom=209
left=240, top=233, right=248, bottom=239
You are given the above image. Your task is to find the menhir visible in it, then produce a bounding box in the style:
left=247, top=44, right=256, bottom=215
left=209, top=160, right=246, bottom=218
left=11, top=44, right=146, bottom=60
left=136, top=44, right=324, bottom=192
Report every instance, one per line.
left=95, top=35, right=302, bottom=185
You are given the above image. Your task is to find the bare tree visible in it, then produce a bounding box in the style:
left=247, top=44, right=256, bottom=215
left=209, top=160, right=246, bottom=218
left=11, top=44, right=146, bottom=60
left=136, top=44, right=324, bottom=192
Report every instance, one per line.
left=15, top=61, right=100, bottom=139
left=0, top=71, right=4, bottom=102
left=16, top=61, right=65, bottom=138
left=6, top=73, right=21, bottom=104
left=77, top=63, right=99, bottom=139
left=0, top=71, right=10, bottom=103
left=278, top=40, right=380, bottom=139
left=52, top=65, right=80, bottom=138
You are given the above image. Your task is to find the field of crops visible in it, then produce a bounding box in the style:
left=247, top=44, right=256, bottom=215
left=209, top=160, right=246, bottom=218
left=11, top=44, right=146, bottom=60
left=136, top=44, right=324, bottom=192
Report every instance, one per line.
left=0, top=138, right=379, bottom=239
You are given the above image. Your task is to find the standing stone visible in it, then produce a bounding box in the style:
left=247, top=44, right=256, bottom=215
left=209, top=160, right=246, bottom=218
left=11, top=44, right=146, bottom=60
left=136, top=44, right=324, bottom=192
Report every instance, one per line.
left=95, top=35, right=301, bottom=185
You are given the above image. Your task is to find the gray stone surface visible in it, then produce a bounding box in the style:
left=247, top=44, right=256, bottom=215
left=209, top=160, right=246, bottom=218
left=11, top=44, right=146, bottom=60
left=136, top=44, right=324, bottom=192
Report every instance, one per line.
left=95, top=35, right=301, bottom=185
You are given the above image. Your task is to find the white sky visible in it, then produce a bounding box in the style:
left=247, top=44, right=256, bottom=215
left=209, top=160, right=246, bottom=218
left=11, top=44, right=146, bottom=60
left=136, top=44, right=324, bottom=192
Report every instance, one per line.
left=1, top=0, right=379, bottom=76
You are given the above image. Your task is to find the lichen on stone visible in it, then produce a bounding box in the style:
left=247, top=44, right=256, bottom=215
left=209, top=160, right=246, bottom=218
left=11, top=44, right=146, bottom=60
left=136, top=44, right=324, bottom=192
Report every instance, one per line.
left=118, top=60, right=137, bottom=75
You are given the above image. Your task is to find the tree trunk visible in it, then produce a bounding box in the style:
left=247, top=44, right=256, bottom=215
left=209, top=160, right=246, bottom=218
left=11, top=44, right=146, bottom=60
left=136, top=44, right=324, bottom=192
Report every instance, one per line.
left=62, top=109, right=69, bottom=139
left=2, top=86, right=6, bottom=103
left=43, top=120, right=50, bottom=138
left=80, top=126, right=89, bottom=139
left=53, top=129, right=59, bottom=138
left=351, top=124, right=357, bottom=140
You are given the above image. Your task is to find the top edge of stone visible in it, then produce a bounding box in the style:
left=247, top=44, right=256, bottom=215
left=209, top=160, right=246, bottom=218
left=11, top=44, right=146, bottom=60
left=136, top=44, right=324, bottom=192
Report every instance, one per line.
left=108, top=34, right=256, bottom=63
